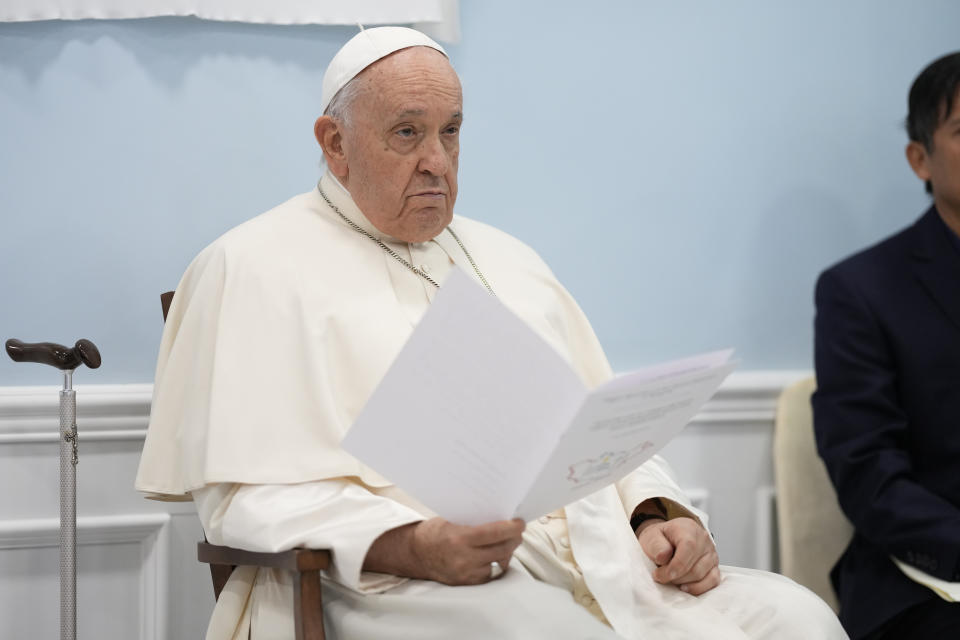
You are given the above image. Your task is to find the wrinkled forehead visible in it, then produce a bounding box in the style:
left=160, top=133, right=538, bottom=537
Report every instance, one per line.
left=360, top=47, right=460, bottom=92
left=320, top=26, right=448, bottom=114
left=348, top=48, right=462, bottom=121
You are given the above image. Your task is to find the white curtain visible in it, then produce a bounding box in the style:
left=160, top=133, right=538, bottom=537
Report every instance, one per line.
left=0, top=0, right=460, bottom=42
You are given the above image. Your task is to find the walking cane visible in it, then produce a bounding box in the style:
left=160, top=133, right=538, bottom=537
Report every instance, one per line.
left=4, top=338, right=101, bottom=640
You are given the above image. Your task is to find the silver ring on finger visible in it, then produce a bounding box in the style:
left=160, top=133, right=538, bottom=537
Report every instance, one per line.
left=489, top=561, right=504, bottom=580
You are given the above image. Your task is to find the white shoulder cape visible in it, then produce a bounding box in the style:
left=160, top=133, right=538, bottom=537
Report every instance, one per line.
left=135, top=178, right=613, bottom=499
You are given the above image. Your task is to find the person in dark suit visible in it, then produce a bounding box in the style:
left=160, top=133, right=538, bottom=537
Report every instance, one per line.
left=813, top=51, right=960, bottom=640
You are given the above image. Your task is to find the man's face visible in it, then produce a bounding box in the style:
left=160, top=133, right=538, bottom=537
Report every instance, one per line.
left=336, top=47, right=462, bottom=243
left=909, top=91, right=960, bottom=220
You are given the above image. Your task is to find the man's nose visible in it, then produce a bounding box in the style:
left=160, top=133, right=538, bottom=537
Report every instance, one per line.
left=417, top=135, right=450, bottom=175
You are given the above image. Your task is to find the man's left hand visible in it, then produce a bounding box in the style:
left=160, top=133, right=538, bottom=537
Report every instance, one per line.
left=636, top=517, right=720, bottom=596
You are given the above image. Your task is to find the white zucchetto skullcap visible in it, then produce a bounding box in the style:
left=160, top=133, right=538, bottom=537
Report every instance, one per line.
left=320, top=26, right=447, bottom=115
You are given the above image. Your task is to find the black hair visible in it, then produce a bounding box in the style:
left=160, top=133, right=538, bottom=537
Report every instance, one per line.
left=906, top=51, right=960, bottom=194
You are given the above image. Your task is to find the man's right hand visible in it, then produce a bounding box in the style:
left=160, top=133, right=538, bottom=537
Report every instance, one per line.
left=364, top=517, right=526, bottom=585
left=412, top=517, right=525, bottom=584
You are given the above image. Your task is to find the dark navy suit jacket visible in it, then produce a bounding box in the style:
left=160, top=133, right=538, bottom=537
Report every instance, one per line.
left=813, top=206, right=960, bottom=640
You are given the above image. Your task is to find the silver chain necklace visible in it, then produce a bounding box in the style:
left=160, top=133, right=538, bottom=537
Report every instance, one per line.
left=317, top=183, right=496, bottom=296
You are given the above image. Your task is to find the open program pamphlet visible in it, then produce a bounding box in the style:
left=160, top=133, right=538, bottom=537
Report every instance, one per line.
left=342, top=267, right=736, bottom=525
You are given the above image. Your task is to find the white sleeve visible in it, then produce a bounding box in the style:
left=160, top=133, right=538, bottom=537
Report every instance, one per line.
left=192, top=480, right=424, bottom=593
left=892, top=556, right=960, bottom=602
left=615, top=455, right=711, bottom=532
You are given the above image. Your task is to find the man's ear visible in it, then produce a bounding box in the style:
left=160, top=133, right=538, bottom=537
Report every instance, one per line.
left=315, top=116, right=348, bottom=179
left=905, top=140, right=932, bottom=183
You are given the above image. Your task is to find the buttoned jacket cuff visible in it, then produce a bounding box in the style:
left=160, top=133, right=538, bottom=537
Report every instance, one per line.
left=892, top=556, right=960, bottom=602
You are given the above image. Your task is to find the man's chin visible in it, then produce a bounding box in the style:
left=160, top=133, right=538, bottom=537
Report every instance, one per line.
left=400, top=209, right=453, bottom=243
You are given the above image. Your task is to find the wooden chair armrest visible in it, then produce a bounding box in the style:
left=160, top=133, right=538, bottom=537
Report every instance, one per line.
left=168, top=273, right=330, bottom=638
left=197, top=541, right=331, bottom=572
left=197, top=542, right=331, bottom=639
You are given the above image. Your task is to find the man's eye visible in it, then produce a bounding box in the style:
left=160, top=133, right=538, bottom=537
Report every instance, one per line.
left=444, top=126, right=460, bottom=135
left=396, top=127, right=415, bottom=138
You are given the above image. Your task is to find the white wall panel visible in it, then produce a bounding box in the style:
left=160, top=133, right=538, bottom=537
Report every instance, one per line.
left=0, top=514, right=169, bottom=639
left=0, top=386, right=211, bottom=639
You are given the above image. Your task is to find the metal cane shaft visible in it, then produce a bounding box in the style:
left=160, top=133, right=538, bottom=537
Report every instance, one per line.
left=5, top=339, right=97, bottom=640
left=59, top=382, right=77, bottom=640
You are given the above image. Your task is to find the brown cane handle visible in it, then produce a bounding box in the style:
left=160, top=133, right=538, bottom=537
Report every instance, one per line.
left=5, top=338, right=102, bottom=370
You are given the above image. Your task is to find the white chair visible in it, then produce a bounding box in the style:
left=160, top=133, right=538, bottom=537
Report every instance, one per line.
left=773, top=377, right=853, bottom=612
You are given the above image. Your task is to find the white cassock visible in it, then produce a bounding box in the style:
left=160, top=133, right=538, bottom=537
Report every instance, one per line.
left=136, top=172, right=848, bottom=640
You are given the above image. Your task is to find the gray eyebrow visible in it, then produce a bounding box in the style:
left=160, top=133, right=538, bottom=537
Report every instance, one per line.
left=393, top=109, right=463, bottom=120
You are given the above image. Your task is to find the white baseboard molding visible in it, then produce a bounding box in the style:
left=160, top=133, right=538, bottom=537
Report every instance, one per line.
left=0, top=512, right=169, bottom=549
left=690, top=370, right=810, bottom=425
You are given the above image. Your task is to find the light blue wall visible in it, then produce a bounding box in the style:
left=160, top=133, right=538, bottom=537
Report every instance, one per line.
left=2, top=1, right=958, bottom=385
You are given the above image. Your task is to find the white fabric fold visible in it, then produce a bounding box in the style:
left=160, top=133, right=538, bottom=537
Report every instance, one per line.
left=194, top=480, right=424, bottom=592
left=567, top=489, right=750, bottom=639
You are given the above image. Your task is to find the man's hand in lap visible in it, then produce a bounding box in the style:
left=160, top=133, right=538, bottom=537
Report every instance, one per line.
left=413, top=517, right=525, bottom=585
left=636, top=517, right=720, bottom=596
left=365, top=517, right=525, bottom=586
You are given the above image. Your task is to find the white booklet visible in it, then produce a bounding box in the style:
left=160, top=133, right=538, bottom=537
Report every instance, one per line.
left=342, top=268, right=736, bottom=526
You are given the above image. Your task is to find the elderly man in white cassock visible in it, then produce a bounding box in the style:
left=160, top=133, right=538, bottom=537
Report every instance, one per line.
left=136, top=27, right=847, bottom=640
